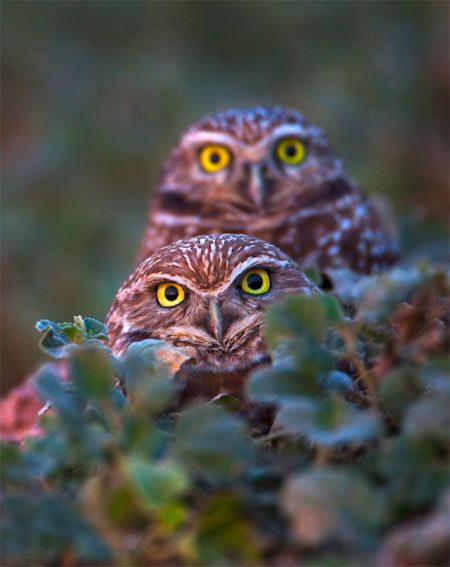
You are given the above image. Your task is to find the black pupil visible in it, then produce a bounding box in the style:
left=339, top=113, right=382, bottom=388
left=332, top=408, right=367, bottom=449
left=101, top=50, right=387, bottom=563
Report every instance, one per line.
left=285, top=144, right=297, bottom=157
left=210, top=152, right=220, bottom=164
left=165, top=285, right=179, bottom=301
left=247, top=273, right=263, bottom=290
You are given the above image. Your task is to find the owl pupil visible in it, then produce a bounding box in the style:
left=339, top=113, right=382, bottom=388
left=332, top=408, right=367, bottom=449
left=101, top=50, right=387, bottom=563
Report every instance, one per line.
left=285, top=145, right=297, bottom=157
left=210, top=152, right=220, bottom=164
left=247, top=273, right=263, bottom=290
left=165, top=286, right=179, bottom=301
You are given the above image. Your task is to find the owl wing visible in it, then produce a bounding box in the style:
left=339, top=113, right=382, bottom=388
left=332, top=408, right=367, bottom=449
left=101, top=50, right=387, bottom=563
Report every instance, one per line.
left=264, top=177, right=399, bottom=275
left=337, top=189, right=400, bottom=274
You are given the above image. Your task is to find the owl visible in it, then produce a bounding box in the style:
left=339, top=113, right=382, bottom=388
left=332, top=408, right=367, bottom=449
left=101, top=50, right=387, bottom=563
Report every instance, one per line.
left=138, top=106, right=398, bottom=275
left=107, top=233, right=318, bottom=405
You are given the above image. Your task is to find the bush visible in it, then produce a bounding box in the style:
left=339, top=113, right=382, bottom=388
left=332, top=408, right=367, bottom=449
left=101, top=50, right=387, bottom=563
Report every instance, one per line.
left=1, top=263, right=449, bottom=566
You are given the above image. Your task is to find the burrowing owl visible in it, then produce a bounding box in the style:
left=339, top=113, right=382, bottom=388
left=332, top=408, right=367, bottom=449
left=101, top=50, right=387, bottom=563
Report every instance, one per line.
left=138, top=106, right=398, bottom=274
left=107, top=234, right=318, bottom=404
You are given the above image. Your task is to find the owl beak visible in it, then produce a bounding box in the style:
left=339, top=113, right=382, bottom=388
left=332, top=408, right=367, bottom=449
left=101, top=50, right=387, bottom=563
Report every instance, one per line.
left=246, top=163, right=266, bottom=208
left=209, top=301, right=223, bottom=342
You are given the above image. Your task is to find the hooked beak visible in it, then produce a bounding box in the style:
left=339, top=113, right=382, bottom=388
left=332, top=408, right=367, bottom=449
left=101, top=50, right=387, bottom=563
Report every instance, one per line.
left=209, top=301, right=223, bottom=342
left=246, top=163, right=266, bottom=208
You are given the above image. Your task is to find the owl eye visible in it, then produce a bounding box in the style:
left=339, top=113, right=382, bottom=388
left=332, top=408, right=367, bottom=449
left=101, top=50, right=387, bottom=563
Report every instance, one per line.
left=156, top=282, right=186, bottom=307
left=198, top=145, right=231, bottom=173
left=240, top=268, right=271, bottom=295
left=275, top=137, right=306, bottom=165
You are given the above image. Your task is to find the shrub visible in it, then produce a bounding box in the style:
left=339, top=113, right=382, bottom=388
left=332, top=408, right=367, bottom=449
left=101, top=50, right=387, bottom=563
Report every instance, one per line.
left=1, top=264, right=449, bottom=566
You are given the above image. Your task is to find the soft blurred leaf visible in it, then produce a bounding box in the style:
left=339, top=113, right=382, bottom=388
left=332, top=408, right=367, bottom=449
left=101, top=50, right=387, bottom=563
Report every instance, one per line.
left=70, top=345, right=114, bottom=400
left=195, top=494, right=261, bottom=565
left=174, top=405, right=255, bottom=483
left=317, top=370, right=355, bottom=396
left=403, top=392, right=450, bottom=444
left=124, top=457, right=189, bottom=512
left=378, top=366, right=424, bottom=421
left=34, top=367, right=81, bottom=419
left=275, top=398, right=381, bottom=448
left=1, top=493, right=111, bottom=563
left=375, top=437, right=449, bottom=514
left=249, top=338, right=334, bottom=404
left=122, top=340, right=187, bottom=415
left=282, top=467, right=386, bottom=547
left=266, top=294, right=344, bottom=344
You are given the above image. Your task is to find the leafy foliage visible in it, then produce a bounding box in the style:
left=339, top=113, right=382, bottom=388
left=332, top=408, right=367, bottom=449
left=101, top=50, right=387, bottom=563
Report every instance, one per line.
left=1, top=264, right=449, bottom=565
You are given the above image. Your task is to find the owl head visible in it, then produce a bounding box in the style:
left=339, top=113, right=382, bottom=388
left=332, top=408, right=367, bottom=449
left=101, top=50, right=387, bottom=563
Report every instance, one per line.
left=107, top=234, right=317, bottom=400
left=156, top=106, right=342, bottom=215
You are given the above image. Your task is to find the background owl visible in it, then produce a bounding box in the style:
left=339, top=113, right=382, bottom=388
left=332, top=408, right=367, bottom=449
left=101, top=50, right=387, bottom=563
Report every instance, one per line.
left=108, top=233, right=317, bottom=405
left=138, top=106, right=399, bottom=274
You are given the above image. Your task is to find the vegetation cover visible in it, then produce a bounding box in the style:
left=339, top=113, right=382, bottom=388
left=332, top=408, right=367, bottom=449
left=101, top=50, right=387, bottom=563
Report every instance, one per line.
left=1, top=263, right=449, bottom=566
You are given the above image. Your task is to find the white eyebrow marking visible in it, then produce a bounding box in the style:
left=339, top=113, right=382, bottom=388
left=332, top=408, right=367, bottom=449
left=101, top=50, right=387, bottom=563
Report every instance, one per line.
left=270, top=124, right=314, bottom=139
left=182, top=130, right=238, bottom=147
left=207, top=255, right=291, bottom=295
left=142, top=255, right=290, bottom=297
left=182, top=123, right=319, bottom=150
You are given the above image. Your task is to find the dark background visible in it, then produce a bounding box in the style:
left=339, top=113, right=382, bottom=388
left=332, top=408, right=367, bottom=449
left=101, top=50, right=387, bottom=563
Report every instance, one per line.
left=2, top=1, right=449, bottom=393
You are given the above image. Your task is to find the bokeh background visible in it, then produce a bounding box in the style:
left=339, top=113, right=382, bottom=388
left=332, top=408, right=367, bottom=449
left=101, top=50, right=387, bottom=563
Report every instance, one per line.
left=2, top=1, right=449, bottom=393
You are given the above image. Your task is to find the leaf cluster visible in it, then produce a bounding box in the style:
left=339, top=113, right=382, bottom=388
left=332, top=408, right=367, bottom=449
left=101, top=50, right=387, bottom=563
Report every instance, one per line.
left=1, top=266, right=449, bottom=566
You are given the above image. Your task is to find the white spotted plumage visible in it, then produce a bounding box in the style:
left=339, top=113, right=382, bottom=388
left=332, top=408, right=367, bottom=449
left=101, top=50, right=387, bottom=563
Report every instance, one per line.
left=137, top=106, right=399, bottom=275
left=107, top=234, right=318, bottom=404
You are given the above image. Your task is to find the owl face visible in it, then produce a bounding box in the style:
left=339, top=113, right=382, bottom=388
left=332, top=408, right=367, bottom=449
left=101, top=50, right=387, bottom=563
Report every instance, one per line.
left=140, top=106, right=398, bottom=276
left=107, top=234, right=316, bottom=380
left=158, top=107, right=342, bottom=215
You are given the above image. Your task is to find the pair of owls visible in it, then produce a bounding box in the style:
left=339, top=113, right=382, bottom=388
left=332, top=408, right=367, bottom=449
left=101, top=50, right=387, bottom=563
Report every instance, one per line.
left=107, top=106, right=398, bottom=403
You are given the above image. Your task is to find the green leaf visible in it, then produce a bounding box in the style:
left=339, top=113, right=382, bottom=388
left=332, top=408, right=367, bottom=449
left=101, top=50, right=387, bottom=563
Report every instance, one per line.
left=0, top=442, right=37, bottom=486
left=249, top=337, right=333, bottom=404
left=350, top=266, right=438, bottom=324
left=265, top=294, right=344, bottom=344
left=124, top=457, right=189, bottom=513
left=124, top=344, right=177, bottom=415
left=1, top=493, right=111, bottom=563
left=378, top=366, right=424, bottom=421
left=82, top=317, right=109, bottom=340
left=375, top=437, right=449, bottom=514
left=317, top=370, right=355, bottom=396
left=174, top=405, right=255, bottom=483
left=281, top=467, right=386, bottom=547
left=208, top=393, right=241, bottom=413
left=69, top=345, right=114, bottom=400
left=60, top=321, right=85, bottom=344
left=275, top=398, right=381, bottom=448
left=403, top=392, right=450, bottom=444
left=35, top=317, right=108, bottom=359
left=35, top=319, right=73, bottom=358
left=33, top=367, right=80, bottom=419
left=195, top=494, right=261, bottom=565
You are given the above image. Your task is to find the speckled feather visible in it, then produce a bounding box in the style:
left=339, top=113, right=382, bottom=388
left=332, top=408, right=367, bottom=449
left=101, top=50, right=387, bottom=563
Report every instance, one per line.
left=107, top=234, right=317, bottom=404
left=138, top=106, right=399, bottom=273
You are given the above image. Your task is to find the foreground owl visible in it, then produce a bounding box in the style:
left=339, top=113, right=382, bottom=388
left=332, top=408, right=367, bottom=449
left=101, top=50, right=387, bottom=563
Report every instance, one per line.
left=108, top=234, right=318, bottom=404
left=138, top=106, right=398, bottom=274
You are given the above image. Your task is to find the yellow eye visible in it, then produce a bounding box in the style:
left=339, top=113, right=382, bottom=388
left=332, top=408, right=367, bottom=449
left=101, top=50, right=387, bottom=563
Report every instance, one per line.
left=156, top=282, right=186, bottom=307
left=275, top=137, right=306, bottom=165
left=198, top=145, right=231, bottom=173
left=241, top=268, right=271, bottom=295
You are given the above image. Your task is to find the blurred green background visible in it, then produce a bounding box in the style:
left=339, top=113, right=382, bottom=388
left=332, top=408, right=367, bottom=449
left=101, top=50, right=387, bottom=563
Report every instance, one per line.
left=2, top=1, right=448, bottom=393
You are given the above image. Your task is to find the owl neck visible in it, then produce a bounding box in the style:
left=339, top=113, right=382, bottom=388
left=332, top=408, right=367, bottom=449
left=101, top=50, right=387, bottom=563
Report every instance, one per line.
left=174, top=355, right=271, bottom=404
left=173, top=357, right=274, bottom=432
